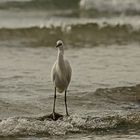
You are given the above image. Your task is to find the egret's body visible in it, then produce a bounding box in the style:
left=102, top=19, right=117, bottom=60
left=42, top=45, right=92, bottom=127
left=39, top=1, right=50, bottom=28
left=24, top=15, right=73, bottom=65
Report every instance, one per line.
left=51, top=40, right=72, bottom=119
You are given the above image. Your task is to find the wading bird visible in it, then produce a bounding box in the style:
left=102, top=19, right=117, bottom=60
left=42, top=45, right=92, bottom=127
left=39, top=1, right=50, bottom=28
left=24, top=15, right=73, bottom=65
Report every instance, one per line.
left=51, top=40, right=72, bottom=119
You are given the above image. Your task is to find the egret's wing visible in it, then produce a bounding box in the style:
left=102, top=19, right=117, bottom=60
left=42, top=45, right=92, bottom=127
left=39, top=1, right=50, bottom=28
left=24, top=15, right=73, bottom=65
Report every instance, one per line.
left=64, top=59, right=72, bottom=84
left=51, top=61, right=57, bottom=82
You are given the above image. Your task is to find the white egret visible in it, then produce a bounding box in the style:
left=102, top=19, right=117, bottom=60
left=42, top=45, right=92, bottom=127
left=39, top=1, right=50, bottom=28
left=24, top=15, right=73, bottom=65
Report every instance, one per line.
left=51, top=40, right=72, bottom=120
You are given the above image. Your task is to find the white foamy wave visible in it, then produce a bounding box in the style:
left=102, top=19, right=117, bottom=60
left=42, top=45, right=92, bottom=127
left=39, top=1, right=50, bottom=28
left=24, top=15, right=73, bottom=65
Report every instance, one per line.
left=0, top=112, right=140, bottom=137
left=80, top=0, right=140, bottom=13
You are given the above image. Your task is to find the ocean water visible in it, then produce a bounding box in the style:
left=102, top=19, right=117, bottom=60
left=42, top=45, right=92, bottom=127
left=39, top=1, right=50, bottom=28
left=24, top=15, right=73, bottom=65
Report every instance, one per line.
left=0, top=0, right=140, bottom=139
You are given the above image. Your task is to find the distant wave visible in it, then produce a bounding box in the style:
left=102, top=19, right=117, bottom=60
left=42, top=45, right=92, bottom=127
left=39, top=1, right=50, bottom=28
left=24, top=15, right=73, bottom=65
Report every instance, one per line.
left=1, top=0, right=140, bottom=16
left=0, top=0, right=79, bottom=10
left=80, top=0, right=140, bottom=14
left=0, top=0, right=31, bottom=3
left=0, top=22, right=140, bottom=47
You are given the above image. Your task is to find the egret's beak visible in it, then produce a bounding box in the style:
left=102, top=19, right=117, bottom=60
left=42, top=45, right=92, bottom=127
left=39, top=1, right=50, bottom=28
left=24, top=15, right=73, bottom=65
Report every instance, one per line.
left=55, top=44, right=59, bottom=48
left=55, top=44, right=61, bottom=48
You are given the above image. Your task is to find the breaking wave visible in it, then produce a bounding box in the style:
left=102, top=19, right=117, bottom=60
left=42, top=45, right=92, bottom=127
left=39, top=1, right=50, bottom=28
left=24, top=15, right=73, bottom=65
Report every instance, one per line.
left=0, top=112, right=140, bottom=137
left=0, top=22, right=140, bottom=47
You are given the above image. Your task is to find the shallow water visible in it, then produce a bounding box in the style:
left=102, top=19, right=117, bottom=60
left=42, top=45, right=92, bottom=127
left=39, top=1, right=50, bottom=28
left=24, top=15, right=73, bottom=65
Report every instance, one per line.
left=0, top=44, right=140, bottom=139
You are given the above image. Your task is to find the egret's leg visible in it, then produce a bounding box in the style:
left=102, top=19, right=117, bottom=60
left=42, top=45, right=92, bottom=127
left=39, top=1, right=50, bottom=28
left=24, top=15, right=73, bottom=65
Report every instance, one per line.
left=65, top=90, right=69, bottom=116
left=53, top=87, right=56, bottom=119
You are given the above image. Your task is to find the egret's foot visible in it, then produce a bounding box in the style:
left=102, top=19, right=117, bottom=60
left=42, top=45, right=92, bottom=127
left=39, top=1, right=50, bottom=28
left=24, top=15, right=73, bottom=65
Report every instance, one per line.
left=52, top=112, right=63, bottom=120
left=66, top=113, right=70, bottom=117
left=38, top=112, right=63, bottom=121
left=52, top=112, right=55, bottom=120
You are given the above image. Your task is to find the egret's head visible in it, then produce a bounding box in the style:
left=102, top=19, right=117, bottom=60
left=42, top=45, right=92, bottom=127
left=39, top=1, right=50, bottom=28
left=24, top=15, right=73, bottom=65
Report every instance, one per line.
left=56, top=40, right=64, bottom=50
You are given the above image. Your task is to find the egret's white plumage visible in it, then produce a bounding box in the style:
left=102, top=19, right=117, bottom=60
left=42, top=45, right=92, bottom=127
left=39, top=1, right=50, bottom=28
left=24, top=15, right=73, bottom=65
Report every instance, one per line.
left=51, top=40, right=72, bottom=119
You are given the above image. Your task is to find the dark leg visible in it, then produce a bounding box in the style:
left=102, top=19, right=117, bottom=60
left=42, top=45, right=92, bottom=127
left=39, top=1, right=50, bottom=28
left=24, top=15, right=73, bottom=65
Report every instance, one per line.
left=65, top=90, right=69, bottom=116
left=53, top=87, right=56, bottom=119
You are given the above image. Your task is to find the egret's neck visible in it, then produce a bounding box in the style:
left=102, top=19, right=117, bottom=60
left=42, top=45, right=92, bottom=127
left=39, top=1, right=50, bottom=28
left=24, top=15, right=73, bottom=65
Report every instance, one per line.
left=57, top=47, right=66, bottom=73
left=57, top=48, right=64, bottom=64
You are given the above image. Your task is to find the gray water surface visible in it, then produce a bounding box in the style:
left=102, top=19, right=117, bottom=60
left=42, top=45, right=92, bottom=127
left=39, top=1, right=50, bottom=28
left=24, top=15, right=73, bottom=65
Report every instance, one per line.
left=0, top=43, right=140, bottom=118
